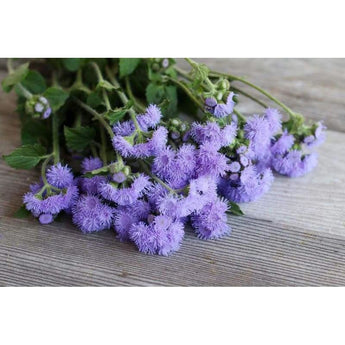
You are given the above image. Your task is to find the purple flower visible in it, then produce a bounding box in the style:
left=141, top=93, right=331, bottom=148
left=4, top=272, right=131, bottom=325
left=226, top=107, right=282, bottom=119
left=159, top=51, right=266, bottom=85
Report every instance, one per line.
left=196, top=143, right=229, bottom=177
left=81, top=157, right=103, bottom=173
left=219, top=166, right=274, bottom=203
left=72, top=194, right=115, bottom=233
left=46, top=163, right=74, bottom=189
left=244, top=114, right=271, bottom=159
left=34, top=97, right=52, bottom=119
left=137, top=104, right=162, bottom=130
left=272, top=151, right=318, bottom=177
left=114, top=200, right=150, bottom=241
left=112, top=126, right=168, bottom=158
left=271, top=130, right=294, bottom=155
left=39, top=213, right=53, bottom=225
left=113, top=120, right=135, bottom=136
left=78, top=175, right=107, bottom=195
left=100, top=174, right=151, bottom=205
left=112, top=172, right=127, bottom=183
left=190, top=121, right=236, bottom=150
left=191, top=197, right=230, bottom=240
left=205, top=93, right=235, bottom=118
left=304, top=121, right=327, bottom=148
left=129, top=215, right=185, bottom=256
left=24, top=184, right=79, bottom=217
left=264, top=108, right=282, bottom=134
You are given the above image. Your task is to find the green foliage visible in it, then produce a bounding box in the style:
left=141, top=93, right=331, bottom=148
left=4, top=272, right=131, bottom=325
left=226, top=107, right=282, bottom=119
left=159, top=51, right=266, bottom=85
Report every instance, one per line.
left=1, top=62, right=30, bottom=92
left=119, top=58, right=141, bottom=78
left=146, top=83, right=177, bottom=117
left=87, top=91, right=104, bottom=108
left=62, top=58, right=81, bottom=72
left=14, top=205, right=31, bottom=218
left=64, top=126, right=96, bottom=151
left=3, top=144, right=46, bottom=170
left=21, top=119, right=50, bottom=145
left=227, top=202, right=244, bottom=216
left=105, top=100, right=133, bottom=125
left=43, top=87, right=69, bottom=111
left=19, top=70, right=47, bottom=94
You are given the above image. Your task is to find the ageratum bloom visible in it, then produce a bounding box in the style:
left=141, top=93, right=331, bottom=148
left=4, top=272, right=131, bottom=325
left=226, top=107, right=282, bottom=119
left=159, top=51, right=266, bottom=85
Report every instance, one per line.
left=204, top=93, right=235, bottom=118
left=219, top=165, right=274, bottom=203
left=129, top=215, right=185, bottom=256
left=99, top=174, right=151, bottom=205
left=72, top=194, right=115, bottom=233
left=191, top=197, right=230, bottom=240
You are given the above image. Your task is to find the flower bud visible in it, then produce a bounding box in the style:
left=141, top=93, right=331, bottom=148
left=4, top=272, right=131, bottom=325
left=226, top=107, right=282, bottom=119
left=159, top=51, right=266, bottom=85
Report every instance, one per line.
left=26, top=95, right=52, bottom=120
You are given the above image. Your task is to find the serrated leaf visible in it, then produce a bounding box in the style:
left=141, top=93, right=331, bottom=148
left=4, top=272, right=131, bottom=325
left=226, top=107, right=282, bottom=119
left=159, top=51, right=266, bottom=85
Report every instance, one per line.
left=146, top=83, right=165, bottom=104
left=43, top=87, right=69, bottom=111
left=62, top=58, right=81, bottom=72
left=1, top=62, right=30, bottom=92
left=227, top=201, right=244, bottom=216
left=105, top=109, right=127, bottom=125
left=64, top=126, right=96, bottom=151
left=3, top=144, right=46, bottom=170
left=119, top=58, right=141, bottom=78
left=20, top=70, right=47, bottom=94
left=14, top=205, right=31, bottom=218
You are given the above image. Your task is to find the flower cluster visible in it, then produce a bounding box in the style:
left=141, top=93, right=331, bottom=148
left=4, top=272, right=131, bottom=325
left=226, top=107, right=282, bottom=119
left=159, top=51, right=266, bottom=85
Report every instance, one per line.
left=5, top=58, right=325, bottom=256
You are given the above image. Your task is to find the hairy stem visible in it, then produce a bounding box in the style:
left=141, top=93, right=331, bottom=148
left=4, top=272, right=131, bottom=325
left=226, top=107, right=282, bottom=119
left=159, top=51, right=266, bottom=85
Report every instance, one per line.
left=52, top=113, right=60, bottom=164
left=210, top=71, right=295, bottom=116
left=231, top=87, right=268, bottom=108
left=73, top=98, right=114, bottom=138
left=105, top=66, right=142, bottom=132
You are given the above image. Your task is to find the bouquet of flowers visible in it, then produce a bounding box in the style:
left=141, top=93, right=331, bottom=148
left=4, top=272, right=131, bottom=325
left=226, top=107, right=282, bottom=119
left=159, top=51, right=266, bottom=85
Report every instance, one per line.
left=2, top=58, right=326, bottom=255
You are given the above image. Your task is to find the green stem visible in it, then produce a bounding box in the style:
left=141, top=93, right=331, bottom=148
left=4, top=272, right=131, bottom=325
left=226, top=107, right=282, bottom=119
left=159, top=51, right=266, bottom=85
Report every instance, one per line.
left=231, top=87, right=268, bottom=108
left=233, top=108, right=246, bottom=122
left=105, top=67, right=142, bottom=132
left=91, top=62, right=104, bottom=82
left=125, top=77, right=146, bottom=113
left=41, top=155, right=53, bottom=185
left=99, top=124, right=107, bottom=164
left=52, top=113, right=60, bottom=164
left=73, top=98, right=114, bottom=138
left=139, top=161, right=177, bottom=194
left=7, top=58, right=33, bottom=98
left=17, top=83, right=33, bottom=99
left=167, top=77, right=204, bottom=110
left=210, top=71, right=295, bottom=116
left=174, top=66, right=192, bottom=80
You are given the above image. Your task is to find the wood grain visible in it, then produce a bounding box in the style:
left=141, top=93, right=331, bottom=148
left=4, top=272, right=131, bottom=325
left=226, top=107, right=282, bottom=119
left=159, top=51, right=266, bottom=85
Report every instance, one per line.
left=1, top=60, right=345, bottom=286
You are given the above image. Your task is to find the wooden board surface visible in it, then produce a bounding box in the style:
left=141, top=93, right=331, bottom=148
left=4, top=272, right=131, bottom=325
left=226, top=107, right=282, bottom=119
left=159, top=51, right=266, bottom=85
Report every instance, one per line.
left=1, top=59, right=345, bottom=286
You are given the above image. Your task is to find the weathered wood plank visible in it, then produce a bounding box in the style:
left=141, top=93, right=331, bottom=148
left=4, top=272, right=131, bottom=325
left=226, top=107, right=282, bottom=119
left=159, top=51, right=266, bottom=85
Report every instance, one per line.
left=1, top=61, right=345, bottom=286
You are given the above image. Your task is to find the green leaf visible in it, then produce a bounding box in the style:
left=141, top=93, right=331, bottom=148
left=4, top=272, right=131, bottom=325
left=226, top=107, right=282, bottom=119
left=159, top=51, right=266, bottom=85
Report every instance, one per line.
left=43, top=87, right=69, bottom=111
left=105, top=109, right=127, bottom=125
left=119, top=58, right=141, bottom=78
left=1, top=62, right=30, bottom=92
left=87, top=91, right=104, bottom=108
left=62, top=58, right=81, bottom=72
left=64, top=126, right=96, bottom=151
left=20, top=70, right=47, bottom=94
left=227, top=202, right=244, bottom=216
left=3, top=144, right=46, bottom=169
left=21, top=119, right=49, bottom=145
left=146, top=83, right=165, bottom=104
left=146, top=83, right=177, bottom=117
left=14, top=205, right=31, bottom=219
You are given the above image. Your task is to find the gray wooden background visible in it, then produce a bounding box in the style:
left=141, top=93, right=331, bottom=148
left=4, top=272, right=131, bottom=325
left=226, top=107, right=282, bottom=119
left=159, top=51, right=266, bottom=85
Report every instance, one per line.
left=1, top=59, right=345, bottom=286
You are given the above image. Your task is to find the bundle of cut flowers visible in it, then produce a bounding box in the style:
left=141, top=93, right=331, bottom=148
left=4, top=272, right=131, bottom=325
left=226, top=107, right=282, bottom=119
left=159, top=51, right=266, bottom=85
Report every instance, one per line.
left=2, top=58, right=326, bottom=255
